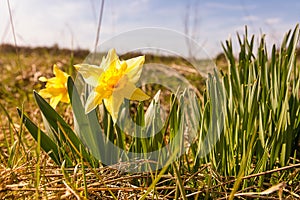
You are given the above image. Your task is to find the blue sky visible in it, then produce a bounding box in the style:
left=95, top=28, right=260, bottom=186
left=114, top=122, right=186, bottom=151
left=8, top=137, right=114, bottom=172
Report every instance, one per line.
left=1, top=0, right=299, bottom=57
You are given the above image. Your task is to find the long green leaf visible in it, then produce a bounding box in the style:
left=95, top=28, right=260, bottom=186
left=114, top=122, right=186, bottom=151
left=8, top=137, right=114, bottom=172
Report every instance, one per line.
left=17, top=108, right=62, bottom=165
left=33, top=91, right=95, bottom=166
left=67, top=77, right=104, bottom=162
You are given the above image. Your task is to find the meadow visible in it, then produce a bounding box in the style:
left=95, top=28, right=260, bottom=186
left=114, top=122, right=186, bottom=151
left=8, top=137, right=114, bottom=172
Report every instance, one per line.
left=0, top=25, right=300, bottom=199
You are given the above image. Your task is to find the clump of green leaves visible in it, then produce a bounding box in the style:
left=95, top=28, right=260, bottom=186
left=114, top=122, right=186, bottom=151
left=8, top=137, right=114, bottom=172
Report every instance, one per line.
left=221, top=24, right=300, bottom=175
left=188, top=25, right=300, bottom=177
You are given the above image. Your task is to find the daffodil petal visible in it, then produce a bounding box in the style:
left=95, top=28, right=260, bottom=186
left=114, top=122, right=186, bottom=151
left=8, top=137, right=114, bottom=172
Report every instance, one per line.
left=114, top=80, right=149, bottom=101
left=39, top=76, right=48, bottom=82
left=60, top=93, right=70, bottom=103
left=125, top=55, right=145, bottom=83
left=130, top=88, right=150, bottom=101
left=53, top=65, right=68, bottom=81
left=104, top=95, right=124, bottom=123
left=74, top=64, right=103, bottom=87
left=100, top=48, right=119, bottom=71
left=85, top=90, right=104, bottom=114
left=43, top=87, right=67, bottom=96
left=49, top=95, right=62, bottom=108
left=38, top=88, right=53, bottom=98
left=52, top=64, right=59, bottom=76
left=44, top=77, right=59, bottom=85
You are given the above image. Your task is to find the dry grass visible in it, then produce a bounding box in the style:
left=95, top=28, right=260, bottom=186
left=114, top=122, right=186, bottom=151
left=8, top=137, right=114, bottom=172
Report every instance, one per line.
left=1, top=154, right=300, bottom=199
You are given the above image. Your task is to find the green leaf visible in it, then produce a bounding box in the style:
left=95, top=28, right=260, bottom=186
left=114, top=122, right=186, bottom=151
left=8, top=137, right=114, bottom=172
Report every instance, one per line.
left=17, top=108, right=62, bottom=165
left=33, top=91, right=95, bottom=166
left=67, top=77, right=104, bottom=162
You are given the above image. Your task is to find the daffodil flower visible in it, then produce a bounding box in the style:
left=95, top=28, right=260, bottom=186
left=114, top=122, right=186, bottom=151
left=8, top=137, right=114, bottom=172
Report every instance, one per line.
left=75, top=48, right=150, bottom=122
left=39, top=64, right=70, bottom=108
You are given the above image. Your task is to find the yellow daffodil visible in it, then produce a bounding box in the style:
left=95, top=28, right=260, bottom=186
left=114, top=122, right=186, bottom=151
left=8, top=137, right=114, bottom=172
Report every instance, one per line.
left=75, top=48, right=150, bottom=122
left=39, top=64, right=70, bottom=108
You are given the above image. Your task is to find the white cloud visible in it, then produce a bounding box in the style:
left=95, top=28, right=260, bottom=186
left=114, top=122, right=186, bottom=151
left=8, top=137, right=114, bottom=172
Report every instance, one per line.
left=205, top=2, right=256, bottom=11
left=265, top=17, right=281, bottom=25
left=2, top=0, right=100, bottom=49
left=242, top=15, right=259, bottom=21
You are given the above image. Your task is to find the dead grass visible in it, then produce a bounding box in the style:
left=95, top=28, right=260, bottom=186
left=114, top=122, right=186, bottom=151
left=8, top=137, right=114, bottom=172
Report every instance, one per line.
left=1, top=153, right=300, bottom=199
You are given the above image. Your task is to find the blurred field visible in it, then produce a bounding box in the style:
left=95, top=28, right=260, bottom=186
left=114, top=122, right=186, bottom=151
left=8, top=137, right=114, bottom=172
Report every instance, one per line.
left=0, top=44, right=208, bottom=123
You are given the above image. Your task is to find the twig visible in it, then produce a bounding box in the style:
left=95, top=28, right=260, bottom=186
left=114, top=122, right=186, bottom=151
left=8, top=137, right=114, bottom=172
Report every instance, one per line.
left=6, top=0, right=22, bottom=76
left=234, top=182, right=286, bottom=197
left=94, top=0, right=105, bottom=54
left=62, top=181, right=81, bottom=200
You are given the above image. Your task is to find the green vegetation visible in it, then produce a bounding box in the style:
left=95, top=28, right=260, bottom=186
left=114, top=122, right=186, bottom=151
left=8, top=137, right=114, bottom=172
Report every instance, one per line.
left=1, top=25, right=300, bottom=199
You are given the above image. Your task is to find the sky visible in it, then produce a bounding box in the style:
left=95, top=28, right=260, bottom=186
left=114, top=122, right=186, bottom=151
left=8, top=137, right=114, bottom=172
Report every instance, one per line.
left=1, top=0, right=300, bottom=58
